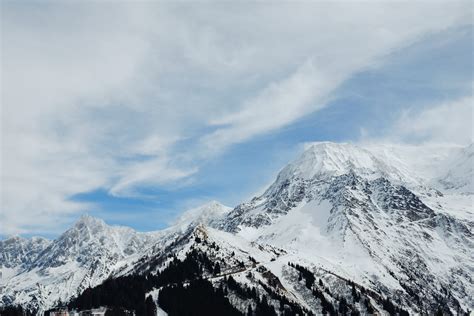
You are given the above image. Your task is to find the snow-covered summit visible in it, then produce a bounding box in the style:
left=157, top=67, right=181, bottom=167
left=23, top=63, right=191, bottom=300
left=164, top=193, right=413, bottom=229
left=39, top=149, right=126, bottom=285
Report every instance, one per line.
left=174, top=201, right=232, bottom=228
left=269, top=141, right=471, bottom=194
left=268, top=142, right=417, bottom=198
left=274, top=142, right=388, bottom=182
left=32, top=215, right=158, bottom=269
left=74, top=214, right=107, bottom=229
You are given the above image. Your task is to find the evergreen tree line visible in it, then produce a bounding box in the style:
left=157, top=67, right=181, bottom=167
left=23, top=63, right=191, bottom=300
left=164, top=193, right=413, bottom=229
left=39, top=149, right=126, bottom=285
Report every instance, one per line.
left=255, top=278, right=310, bottom=316
left=4, top=251, right=467, bottom=316
left=120, top=265, right=312, bottom=316
left=0, top=305, right=35, bottom=316
left=400, top=277, right=468, bottom=316
left=289, top=262, right=315, bottom=289
left=381, top=298, right=409, bottom=316
left=226, top=275, right=309, bottom=316
left=289, top=261, right=336, bottom=314
left=158, top=278, right=240, bottom=316
left=68, top=249, right=216, bottom=315
left=223, top=274, right=279, bottom=316
left=311, top=286, right=336, bottom=315
left=288, top=262, right=412, bottom=316
left=67, top=273, right=156, bottom=316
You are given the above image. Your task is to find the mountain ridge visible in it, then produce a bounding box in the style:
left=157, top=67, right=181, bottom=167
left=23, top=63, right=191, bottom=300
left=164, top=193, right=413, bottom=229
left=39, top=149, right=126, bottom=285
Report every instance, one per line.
left=1, top=142, right=472, bottom=314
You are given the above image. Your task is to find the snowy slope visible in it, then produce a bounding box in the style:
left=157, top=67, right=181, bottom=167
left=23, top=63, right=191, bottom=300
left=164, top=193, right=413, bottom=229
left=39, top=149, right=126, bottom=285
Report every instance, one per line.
left=216, top=142, right=473, bottom=313
left=1, top=142, right=473, bottom=314
left=436, top=143, right=474, bottom=194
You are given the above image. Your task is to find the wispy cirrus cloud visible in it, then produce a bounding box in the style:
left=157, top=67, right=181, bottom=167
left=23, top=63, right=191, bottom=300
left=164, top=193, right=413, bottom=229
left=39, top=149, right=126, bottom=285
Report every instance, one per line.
left=201, top=59, right=332, bottom=153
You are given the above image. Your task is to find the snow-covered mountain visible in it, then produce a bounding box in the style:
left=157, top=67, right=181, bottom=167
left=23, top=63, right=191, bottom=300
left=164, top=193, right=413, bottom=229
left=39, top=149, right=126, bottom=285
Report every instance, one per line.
left=173, top=201, right=232, bottom=229
left=217, top=142, right=473, bottom=312
left=0, top=215, right=161, bottom=312
left=1, top=142, right=473, bottom=315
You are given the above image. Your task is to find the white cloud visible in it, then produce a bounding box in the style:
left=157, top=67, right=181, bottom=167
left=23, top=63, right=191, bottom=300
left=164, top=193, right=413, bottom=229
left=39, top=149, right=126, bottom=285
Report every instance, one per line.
left=201, top=59, right=335, bottom=153
left=109, top=158, right=197, bottom=197
left=386, top=96, right=474, bottom=145
left=198, top=1, right=471, bottom=154
left=1, top=1, right=471, bottom=234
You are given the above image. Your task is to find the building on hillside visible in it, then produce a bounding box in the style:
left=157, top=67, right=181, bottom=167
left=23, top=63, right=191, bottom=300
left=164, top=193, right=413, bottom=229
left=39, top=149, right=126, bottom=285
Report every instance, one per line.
left=49, top=308, right=69, bottom=316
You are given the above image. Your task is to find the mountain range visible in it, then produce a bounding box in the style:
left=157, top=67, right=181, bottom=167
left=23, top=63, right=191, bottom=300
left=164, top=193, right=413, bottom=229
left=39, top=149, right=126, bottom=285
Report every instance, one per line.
left=1, top=142, right=473, bottom=315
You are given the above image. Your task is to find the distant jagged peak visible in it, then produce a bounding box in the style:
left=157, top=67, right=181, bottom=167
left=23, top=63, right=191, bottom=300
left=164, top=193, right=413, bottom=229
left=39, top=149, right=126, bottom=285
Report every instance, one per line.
left=1, top=234, right=50, bottom=245
left=1, top=234, right=27, bottom=243
left=174, top=200, right=232, bottom=228
left=74, top=214, right=107, bottom=229
left=71, top=214, right=138, bottom=235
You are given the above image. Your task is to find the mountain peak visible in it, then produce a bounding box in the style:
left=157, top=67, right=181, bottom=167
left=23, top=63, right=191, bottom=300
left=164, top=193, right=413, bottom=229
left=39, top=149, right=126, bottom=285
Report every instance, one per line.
left=274, top=142, right=383, bottom=184
left=2, top=234, right=24, bottom=242
left=270, top=142, right=464, bottom=193
left=1, top=235, right=49, bottom=245
left=74, top=214, right=106, bottom=229
left=174, top=201, right=232, bottom=228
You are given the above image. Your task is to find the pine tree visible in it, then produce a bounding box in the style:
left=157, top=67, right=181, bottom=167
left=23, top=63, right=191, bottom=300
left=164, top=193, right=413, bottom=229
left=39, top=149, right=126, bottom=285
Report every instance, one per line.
left=339, top=297, right=348, bottom=314
left=351, top=284, right=360, bottom=302
left=247, top=304, right=253, bottom=316
left=215, top=262, right=221, bottom=275
left=145, top=296, right=156, bottom=316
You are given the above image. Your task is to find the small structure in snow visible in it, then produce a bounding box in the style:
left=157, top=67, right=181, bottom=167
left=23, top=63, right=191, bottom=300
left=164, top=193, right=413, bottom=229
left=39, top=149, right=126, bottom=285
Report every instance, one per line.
left=78, top=307, right=107, bottom=316
left=49, top=308, right=71, bottom=316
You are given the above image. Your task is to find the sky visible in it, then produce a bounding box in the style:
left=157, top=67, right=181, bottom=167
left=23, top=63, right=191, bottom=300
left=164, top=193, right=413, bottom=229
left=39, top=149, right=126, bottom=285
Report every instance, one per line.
left=1, top=1, right=473, bottom=237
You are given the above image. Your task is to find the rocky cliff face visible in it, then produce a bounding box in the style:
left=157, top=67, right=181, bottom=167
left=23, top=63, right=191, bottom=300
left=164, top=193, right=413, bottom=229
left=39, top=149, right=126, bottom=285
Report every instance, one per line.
left=1, top=236, right=50, bottom=270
